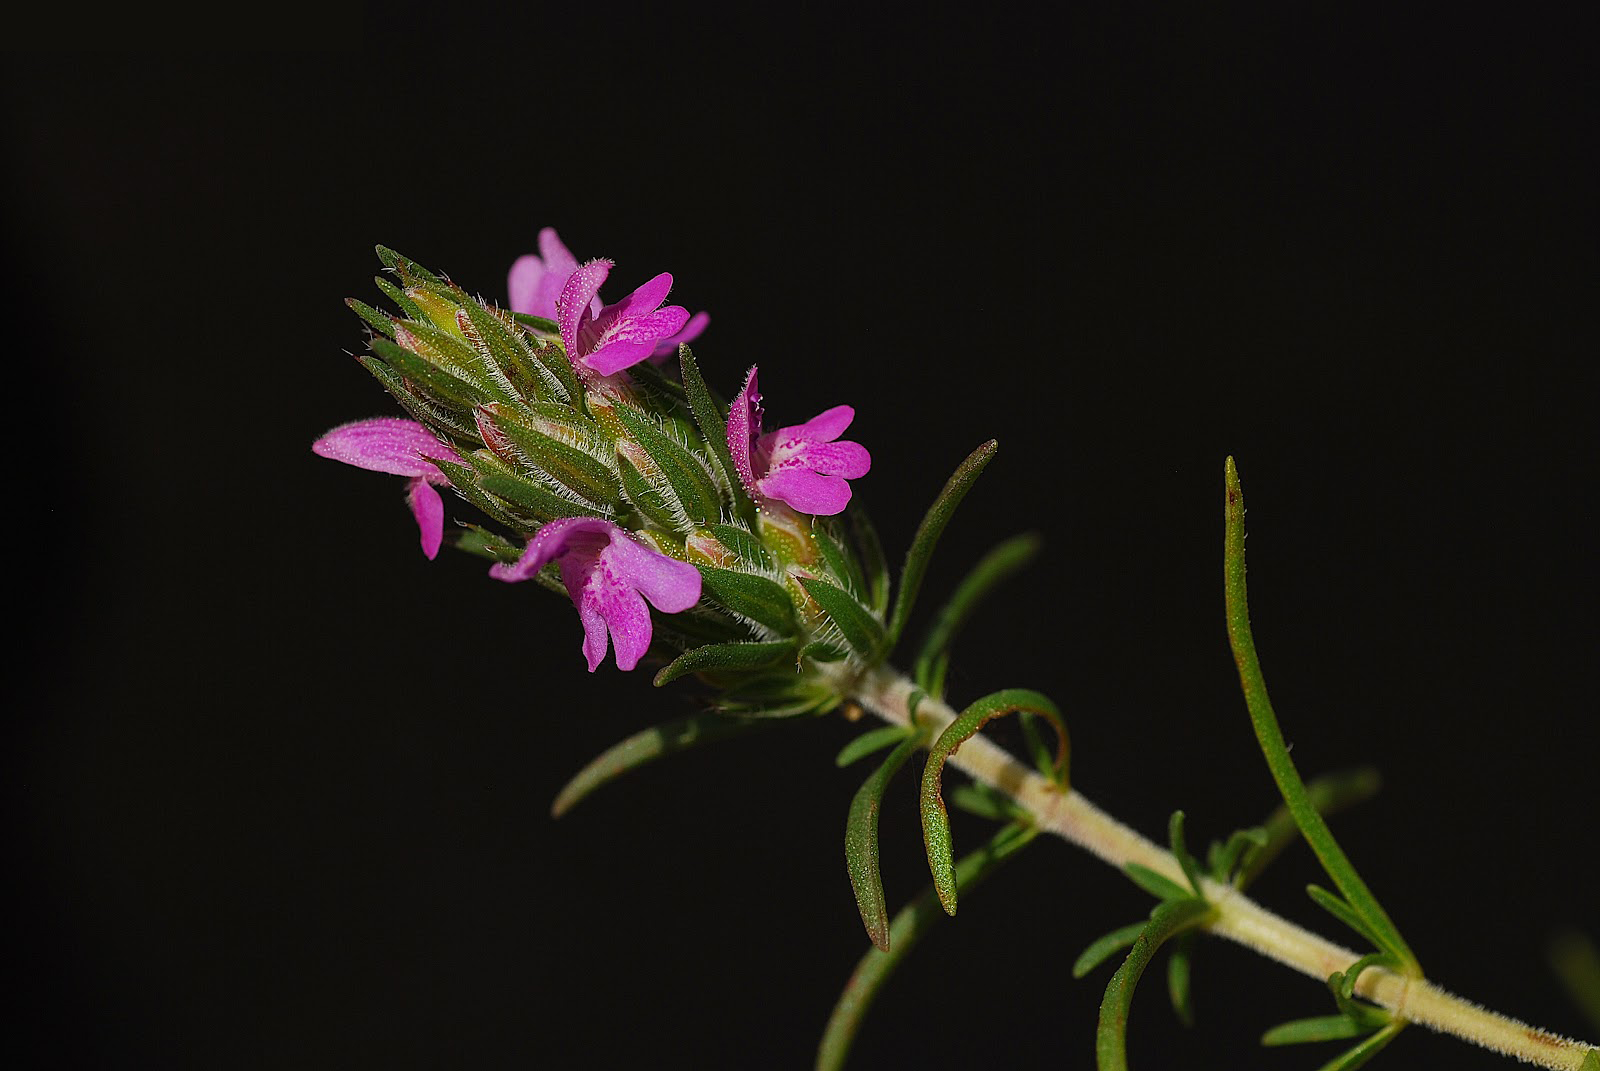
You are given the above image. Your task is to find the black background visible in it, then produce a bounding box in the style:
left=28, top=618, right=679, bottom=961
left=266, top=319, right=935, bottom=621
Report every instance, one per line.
left=5, top=12, right=1595, bottom=1069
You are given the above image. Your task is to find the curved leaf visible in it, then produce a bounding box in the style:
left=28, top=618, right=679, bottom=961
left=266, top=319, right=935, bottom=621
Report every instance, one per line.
left=551, top=710, right=777, bottom=817
left=816, top=821, right=1035, bottom=1071
left=1224, top=458, right=1418, bottom=973
left=679, top=348, right=755, bottom=526
left=845, top=733, right=924, bottom=951
left=1096, top=897, right=1213, bottom=1071
left=697, top=565, right=798, bottom=635
left=887, top=439, right=998, bottom=645
left=1261, top=1014, right=1370, bottom=1047
left=835, top=726, right=911, bottom=768
left=1074, top=921, right=1149, bottom=979
left=920, top=688, right=1066, bottom=914
left=913, top=531, right=1039, bottom=694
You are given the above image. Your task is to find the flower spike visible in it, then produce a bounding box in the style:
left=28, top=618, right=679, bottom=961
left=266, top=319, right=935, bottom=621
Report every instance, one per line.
left=312, top=417, right=462, bottom=559
left=727, top=365, right=872, bottom=516
left=491, top=517, right=703, bottom=672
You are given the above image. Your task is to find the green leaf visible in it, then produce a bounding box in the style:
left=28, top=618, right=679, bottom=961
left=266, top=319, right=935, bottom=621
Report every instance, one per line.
left=1224, top=457, right=1419, bottom=974
left=835, top=726, right=911, bottom=768
left=1549, top=931, right=1600, bottom=1035
left=374, top=276, right=428, bottom=322
left=919, top=688, right=1064, bottom=914
left=427, top=455, right=539, bottom=531
left=1234, top=766, right=1381, bottom=890
left=452, top=523, right=522, bottom=564
left=551, top=710, right=779, bottom=817
left=948, top=782, right=1023, bottom=821
left=1207, top=826, right=1269, bottom=884
left=1313, top=1020, right=1404, bottom=1071
left=1096, top=897, right=1213, bottom=1071
left=1123, top=863, right=1193, bottom=904
left=912, top=531, right=1039, bottom=696
left=679, top=348, right=755, bottom=525
left=652, top=640, right=795, bottom=686
left=707, top=523, right=772, bottom=570
left=1074, top=921, right=1149, bottom=979
left=612, top=404, right=723, bottom=530
left=1307, top=885, right=1386, bottom=951
left=375, top=244, right=443, bottom=285
left=1330, top=953, right=1397, bottom=1025
left=481, top=402, right=622, bottom=509
left=510, top=310, right=560, bottom=334
left=477, top=469, right=595, bottom=523
left=456, top=299, right=573, bottom=405
left=799, top=576, right=886, bottom=660
left=1580, top=1051, right=1600, bottom=1071
left=1261, top=1014, right=1370, bottom=1047
left=356, top=355, right=480, bottom=441
left=851, top=509, right=891, bottom=615
left=346, top=296, right=397, bottom=339
left=1167, top=934, right=1196, bottom=1027
left=1167, top=811, right=1205, bottom=898
left=395, top=317, right=521, bottom=404
left=811, top=520, right=869, bottom=602
left=369, top=336, right=491, bottom=410
left=696, top=564, right=797, bottom=635
left=816, top=821, right=1035, bottom=1071
left=802, top=640, right=850, bottom=663
left=618, top=456, right=683, bottom=532
left=887, top=439, right=999, bottom=646
left=846, top=733, right=924, bottom=951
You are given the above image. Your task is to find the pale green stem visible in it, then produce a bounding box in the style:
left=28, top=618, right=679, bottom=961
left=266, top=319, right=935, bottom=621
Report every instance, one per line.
left=844, top=665, right=1597, bottom=1071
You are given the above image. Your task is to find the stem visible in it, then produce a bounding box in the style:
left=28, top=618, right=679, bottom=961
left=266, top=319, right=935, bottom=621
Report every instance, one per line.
left=846, top=664, right=1598, bottom=1071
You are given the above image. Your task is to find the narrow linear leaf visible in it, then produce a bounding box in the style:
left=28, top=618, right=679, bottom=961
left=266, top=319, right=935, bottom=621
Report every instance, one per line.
left=1313, top=1019, right=1405, bottom=1071
left=679, top=347, right=755, bottom=525
left=1261, top=1014, right=1370, bottom=1047
left=1223, top=457, right=1419, bottom=973
left=812, top=522, right=869, bottom=603
left=835, top=726, right=911, bottom=768
left=948, top=782, right=1023, bottom=821
left=1549, top=931, right=1600, bottom=1034
left=613, top=405, right=722, bottom=529
left=1235, top=766, right=1381, bottom=890
left=374, top=276, right=428, bottom=321
left=913, top=530, right=1040, bottom=692
left=1123, top=863, right=1193, bottom=904
left=1307, top=885, right=1386, bottom=951
left=1168, top=811, right=1205, bottom=897
left=550, top=710, right=777, bottom=817
left=816, top=821, right=1035, bottom=1071
left=919, top=688, right=1064, bottom=914
left=707, top=523, right=772, bottom=570
left=653, top=640, right=795, bottom=686
left=1096, top=897, right=1213, bottom=1071
left=851, top=508, right=891, bottom=615
left=1074, top=921, right=1149, bottom=979
left=510, top=310, right=560, bottom=334
left=1167, top=934, right=1196, bottom=1027
left=346, top=297, right=397, bottom=339
left=1209, top=827, right=1269, bottom=885
left=1331, top=953, right=1397, bottom=1023
left=800, top=576, right=885, bottom=659
left=1580, top=1051, right=1600, bottom=1071
left=845, top=734, right=924, bottom=951
left=887, top=439, right=999, bottom=645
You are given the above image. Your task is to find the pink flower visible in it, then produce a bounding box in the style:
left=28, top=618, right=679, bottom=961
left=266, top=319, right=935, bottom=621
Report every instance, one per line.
left=507, top=227, right=707, bottom=359
left=556, top=260, right=693, bottom=376
left=491, top=517, right=703, bottom=672
left=312, top=418, right=462, bottom=559
left=726, top=366, right=872, bottom=516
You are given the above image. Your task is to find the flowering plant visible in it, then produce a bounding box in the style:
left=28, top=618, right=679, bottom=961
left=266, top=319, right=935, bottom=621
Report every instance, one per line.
left=314, top=233, right=1598, bottom=1070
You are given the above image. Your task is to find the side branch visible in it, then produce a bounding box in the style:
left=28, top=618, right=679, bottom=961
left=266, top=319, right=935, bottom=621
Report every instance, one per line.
left=845, top=665, right=1596, bottom=1071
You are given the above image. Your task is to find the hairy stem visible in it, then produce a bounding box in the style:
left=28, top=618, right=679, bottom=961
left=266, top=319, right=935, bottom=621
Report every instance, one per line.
left=845, top=665, right=1597, bottom=1071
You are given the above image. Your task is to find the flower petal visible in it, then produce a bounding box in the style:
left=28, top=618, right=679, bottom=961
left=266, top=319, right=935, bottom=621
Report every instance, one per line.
left=582, top=339, right=659, bottom=377
left=611, top=271, right=674, bottom=319
left=795, top=439, right=871, bottom=479
left=537, top=227, right=578, bottom=278
left=649, top=310, right=710, bottom=359
left=557, top=259, right=612, bottom=361
left=406, top=477, right=446, bottom=559
left=604, top=535, right=703, bottom=613
left=758, top=466, right=854, bottom=515
left=489, top=516, right=616, bottom=583
left=726, top=365, right=762, bottom=497
left=312, top=417, right=459, bottom=478
left=576, top=584, right=612, bottom=672
left=789, top=404, right=856, bottom=444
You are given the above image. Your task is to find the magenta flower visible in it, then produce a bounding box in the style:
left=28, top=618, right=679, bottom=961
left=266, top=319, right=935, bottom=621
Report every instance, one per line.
left=507, top=227, right=707, bottom=359
left=312, top=417, right=462, bottom=559
left=726, top=366, right=872, bottom=516
left=556, top=259, right=694, bottom=376
left=491, top=517, right=703, bottom=672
